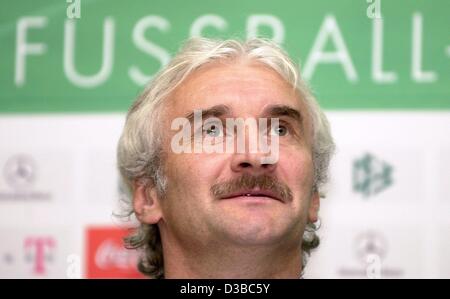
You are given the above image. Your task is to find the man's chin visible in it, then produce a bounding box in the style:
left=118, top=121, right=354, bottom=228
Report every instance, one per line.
left=218, top=223, right=289, bottom=247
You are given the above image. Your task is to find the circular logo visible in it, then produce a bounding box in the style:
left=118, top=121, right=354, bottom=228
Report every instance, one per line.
left=3, top=155, right=37, bottom=190
left=354, top=231, right=387, bottom=264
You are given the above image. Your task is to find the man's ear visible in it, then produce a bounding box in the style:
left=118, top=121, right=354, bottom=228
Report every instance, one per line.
left=308, top=191, right=320, bottom=223
left=133, top=179, right=163, bottom=224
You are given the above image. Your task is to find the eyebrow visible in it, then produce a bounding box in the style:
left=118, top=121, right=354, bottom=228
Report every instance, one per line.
left=185, top=104, right=231, bottom=124
left=184, top=103, right=303, bottom=129
left=261, top=104, right=304, bottom=129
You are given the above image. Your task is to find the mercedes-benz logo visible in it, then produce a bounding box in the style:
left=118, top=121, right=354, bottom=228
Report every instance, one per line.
left=3, top=155, right=37, bottom=190
left=354, top=230, right=387, bottom=264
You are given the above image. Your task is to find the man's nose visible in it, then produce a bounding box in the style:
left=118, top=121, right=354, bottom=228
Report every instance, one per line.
left=230, top=151, right=277, bottom=174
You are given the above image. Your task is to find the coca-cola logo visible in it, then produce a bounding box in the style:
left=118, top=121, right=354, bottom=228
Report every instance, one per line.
left=86, top=226, right=144, bottom=278
left=94, top=239, right=138, bottom=270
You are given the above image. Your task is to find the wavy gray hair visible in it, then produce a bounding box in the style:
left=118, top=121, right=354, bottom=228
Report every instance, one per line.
left=117, top=37, right=335, bottom=278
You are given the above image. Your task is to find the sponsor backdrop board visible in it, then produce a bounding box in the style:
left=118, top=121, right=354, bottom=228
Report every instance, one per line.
left=0, top=0, right=449, bottom=278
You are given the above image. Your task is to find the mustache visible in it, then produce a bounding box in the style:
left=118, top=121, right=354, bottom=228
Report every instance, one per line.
left=210, top=173, right=293, bottom=202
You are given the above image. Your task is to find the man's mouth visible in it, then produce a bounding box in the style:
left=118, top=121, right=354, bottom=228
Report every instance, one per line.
left=219, top=188, right=284, bottom=203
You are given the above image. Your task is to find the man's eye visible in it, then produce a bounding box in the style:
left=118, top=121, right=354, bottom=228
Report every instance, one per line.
left=203, top=123, right=223, bottom=137
left=271, top=125, right=289, bottom=136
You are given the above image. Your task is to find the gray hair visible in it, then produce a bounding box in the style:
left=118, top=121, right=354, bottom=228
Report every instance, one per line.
left=117, top=37, right=335, bottom=278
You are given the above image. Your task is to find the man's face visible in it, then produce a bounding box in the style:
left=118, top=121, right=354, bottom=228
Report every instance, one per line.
left=154, top=60, right=318, bottom=248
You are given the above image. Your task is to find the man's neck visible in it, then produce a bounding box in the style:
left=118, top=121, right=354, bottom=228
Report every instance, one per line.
left=162, top=238, right=303, bottom=279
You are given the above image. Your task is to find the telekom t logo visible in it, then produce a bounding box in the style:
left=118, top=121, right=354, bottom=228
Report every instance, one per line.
left=24, top=237, right=56, bottom=275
